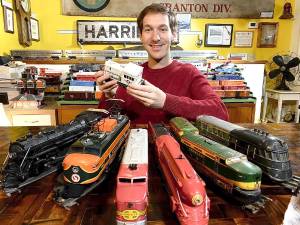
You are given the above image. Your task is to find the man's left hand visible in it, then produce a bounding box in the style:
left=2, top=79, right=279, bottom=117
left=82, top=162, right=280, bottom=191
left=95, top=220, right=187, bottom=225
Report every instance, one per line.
left=127, top=80, right=166, bottom=109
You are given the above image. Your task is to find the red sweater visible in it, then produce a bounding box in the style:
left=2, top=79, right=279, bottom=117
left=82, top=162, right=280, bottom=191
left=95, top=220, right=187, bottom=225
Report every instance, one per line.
left=99, top=60, right=228, bottom=124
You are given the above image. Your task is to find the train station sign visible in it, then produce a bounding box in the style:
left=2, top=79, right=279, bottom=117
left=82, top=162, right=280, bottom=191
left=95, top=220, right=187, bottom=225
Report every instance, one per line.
left=64, top=0, right=275, bottom=18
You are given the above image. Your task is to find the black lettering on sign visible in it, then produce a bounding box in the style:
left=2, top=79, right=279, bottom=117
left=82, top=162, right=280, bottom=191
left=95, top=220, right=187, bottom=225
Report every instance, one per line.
left=121, top=25, right=130, bottom=38
left=96, top=26, right=107, bottom=38
left=109, top=25, right=119, bottom=38
left=85, top=25, right=95, bottom=38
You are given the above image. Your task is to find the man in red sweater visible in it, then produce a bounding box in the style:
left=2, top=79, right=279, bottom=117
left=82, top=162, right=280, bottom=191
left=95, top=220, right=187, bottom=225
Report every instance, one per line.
left=96, top=3, right=228, bottom=124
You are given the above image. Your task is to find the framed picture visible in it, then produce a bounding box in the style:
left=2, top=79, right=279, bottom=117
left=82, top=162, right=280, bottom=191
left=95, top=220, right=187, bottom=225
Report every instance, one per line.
left=204, top=24, right=233, bottom=47
left=30, top=17, right=40, bottom=41
left=234, top=31, right=253, bottom=47
left=257, top=22, right=278, bottom=48
left=176, top=13, right=191, bottom=32
left=3, top=6, right=14, bottom=33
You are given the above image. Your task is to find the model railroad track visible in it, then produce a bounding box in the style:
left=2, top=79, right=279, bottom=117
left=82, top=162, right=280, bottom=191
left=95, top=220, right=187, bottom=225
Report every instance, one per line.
left=280, top=175, right=300, bottom=195
left=243, top=195, right=272, bottom=214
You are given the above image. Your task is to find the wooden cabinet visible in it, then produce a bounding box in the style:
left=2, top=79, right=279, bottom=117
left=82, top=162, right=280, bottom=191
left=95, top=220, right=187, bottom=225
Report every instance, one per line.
left=56, top=102, right=255, bottom=125
left=225, top=102, right=255, bottom=123
left=57, top=104, right=98, bottom=124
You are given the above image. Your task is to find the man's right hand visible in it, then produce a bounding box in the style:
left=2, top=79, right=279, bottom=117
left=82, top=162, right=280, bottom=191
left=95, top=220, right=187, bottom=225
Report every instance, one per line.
left=95, top=70, right=118, bottom=98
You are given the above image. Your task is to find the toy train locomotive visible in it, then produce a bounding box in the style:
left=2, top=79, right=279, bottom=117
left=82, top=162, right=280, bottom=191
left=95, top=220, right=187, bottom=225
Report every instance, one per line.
left=0, top=110, right=107, bottom=196
left=169, top=117, right=262, bottom=206
left=104, top=60, right=144, bottom=87
left=150, top=123, right=210, bottom=225
left=54, top=114, right=130, bottom=208
left=116, top=129, right=148, bottom=225
left=195, top=115, right=300, bottom=193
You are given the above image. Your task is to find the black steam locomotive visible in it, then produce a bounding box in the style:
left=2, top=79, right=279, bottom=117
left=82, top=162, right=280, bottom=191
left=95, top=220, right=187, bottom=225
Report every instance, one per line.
left=195, top=115, right=299, bottom=194
left=0, top=110, right=108, bottom=195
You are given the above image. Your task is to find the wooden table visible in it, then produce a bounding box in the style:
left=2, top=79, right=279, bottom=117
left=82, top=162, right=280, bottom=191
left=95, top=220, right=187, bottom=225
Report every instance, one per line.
left=0, top=123, right=299, bottom=225
left=262, top=89, right=300, bottom=123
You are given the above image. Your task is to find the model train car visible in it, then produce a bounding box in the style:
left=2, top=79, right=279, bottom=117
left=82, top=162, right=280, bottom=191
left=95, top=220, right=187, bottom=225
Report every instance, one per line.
left=116, top=128, right=148, bottom=225
left=169, top=117, right=262, bottom=206
left=104, top=60, right=144, bottom=87
left=0, top=110, right=107, bottom=195
left=54, top=114, right=130, bottom=208
left=195, top=116, right=292, bottom=182
left=150, top=123, right=209, bottom=225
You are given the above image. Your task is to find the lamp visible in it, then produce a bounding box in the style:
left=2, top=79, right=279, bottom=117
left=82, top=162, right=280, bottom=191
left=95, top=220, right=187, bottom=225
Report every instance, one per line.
left=0, top=103, right=11, bottom=126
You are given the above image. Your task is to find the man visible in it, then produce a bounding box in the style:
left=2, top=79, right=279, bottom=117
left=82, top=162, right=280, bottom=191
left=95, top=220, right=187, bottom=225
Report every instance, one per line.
left=96, top=3, right=228, bottom=124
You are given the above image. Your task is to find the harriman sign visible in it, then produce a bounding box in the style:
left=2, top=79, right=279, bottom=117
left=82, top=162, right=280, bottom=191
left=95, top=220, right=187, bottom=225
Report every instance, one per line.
left=77, top=20, right=180, bottom=44
left=77, top=21, right=140, bottom=44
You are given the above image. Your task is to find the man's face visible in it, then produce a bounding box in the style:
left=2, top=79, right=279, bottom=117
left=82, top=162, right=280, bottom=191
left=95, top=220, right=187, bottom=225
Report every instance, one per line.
left=140, top=13, right=176, bottom=64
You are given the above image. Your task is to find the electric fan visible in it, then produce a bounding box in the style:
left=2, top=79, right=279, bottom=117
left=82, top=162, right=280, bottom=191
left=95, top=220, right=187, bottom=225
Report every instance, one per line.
left=268, top=55, right=300, bottom=90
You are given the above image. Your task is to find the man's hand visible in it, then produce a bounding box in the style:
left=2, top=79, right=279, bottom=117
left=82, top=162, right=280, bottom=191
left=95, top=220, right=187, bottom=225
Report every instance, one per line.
left=95, top=70, right=118, bottom=98
left=127, top=80, right=166, bottom=109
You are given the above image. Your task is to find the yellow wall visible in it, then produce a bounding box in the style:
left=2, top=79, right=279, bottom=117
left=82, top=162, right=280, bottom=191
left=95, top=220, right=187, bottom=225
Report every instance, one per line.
left=0, top=0, right=295, bottom=61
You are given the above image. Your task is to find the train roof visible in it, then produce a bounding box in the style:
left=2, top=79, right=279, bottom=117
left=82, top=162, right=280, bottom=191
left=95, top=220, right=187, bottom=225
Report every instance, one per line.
left=121, top=129, right=148, bottom=165
left=197, top=115, right=246, bottom=132
left=183, top=133, right=246, bottom=162
left=170, top=117, right=199, bottom=135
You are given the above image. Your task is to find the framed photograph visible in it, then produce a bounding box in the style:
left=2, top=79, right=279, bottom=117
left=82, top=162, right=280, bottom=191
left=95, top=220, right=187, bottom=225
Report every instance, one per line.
left=176, top=13, right=191, bottom=31
left=3, top=6, right=14, bottom=33
left=257, top=22, right=278, bottom=48
left=234, top=31, right=253, bottom=47
left=204, top=24, right=233, bottom=47
left=30, top=17, right=40, bottom=41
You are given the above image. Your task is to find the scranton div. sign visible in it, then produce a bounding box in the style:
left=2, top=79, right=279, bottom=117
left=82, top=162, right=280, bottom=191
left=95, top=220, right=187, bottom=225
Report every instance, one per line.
left=63, top=0, right=275, bottom=18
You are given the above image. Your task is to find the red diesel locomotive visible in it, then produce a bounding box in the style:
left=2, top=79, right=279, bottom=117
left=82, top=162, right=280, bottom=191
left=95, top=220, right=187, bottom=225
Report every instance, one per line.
left=115, top=128, right=149, bottom=225
left=150, top=123, right=210, bottom=225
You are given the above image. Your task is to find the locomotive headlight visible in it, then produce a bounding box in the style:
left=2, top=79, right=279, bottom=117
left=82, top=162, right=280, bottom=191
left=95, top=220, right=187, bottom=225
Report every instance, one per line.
left=192, top=194, right=203, bottom=206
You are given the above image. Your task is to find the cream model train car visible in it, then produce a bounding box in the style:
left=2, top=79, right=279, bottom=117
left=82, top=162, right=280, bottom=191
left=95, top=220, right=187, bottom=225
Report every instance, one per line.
left=104, top=60, right=144, bottom=87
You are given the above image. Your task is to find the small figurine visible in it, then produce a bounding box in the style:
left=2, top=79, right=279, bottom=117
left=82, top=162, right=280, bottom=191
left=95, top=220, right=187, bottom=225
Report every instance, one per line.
left=279, top=2, right=294, bottom=19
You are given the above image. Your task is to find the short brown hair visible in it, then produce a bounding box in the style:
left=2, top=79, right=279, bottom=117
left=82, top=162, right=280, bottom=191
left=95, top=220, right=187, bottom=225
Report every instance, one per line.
left=137, top=4, right=177, bottom=34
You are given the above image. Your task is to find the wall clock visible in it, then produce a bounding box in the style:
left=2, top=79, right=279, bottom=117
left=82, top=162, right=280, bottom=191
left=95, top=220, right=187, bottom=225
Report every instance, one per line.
left=15, top=0, right=32, bottom=46
left=73, top=0, right=110, bottom=12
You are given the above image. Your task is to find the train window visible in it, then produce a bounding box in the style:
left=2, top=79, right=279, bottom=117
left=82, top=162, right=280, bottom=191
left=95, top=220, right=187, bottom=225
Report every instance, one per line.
left=119, top=178, right=131, bottom=183
left=133, top=178, right=146, bottom=183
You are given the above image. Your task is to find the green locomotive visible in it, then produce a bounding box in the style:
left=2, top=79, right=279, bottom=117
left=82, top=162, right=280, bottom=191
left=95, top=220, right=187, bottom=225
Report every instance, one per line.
left=170, top=117, right=262, bottom=204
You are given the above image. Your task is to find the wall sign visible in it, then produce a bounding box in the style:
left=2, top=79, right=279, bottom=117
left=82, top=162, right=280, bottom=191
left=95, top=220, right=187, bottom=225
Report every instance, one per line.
left=77, top=20, right=179, bottom=44
left=63, top=0, right=275, bottom=18
left=77, top=20, right=141, bottom=44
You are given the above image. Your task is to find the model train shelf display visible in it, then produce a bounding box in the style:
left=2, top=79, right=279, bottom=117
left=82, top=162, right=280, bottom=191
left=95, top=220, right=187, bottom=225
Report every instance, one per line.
left=54, top=114, right=130, bottom=208
left=116, top=128, right=148, bottom=225
left=0, top=110, right=108, bottom=196
left=104, top=60, right=145, bottom=87
left=150, top=123, right=210, bottom=225
left=169, top=117, right=264, bottom=212
left=195, top=115, right=300, bottom=194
